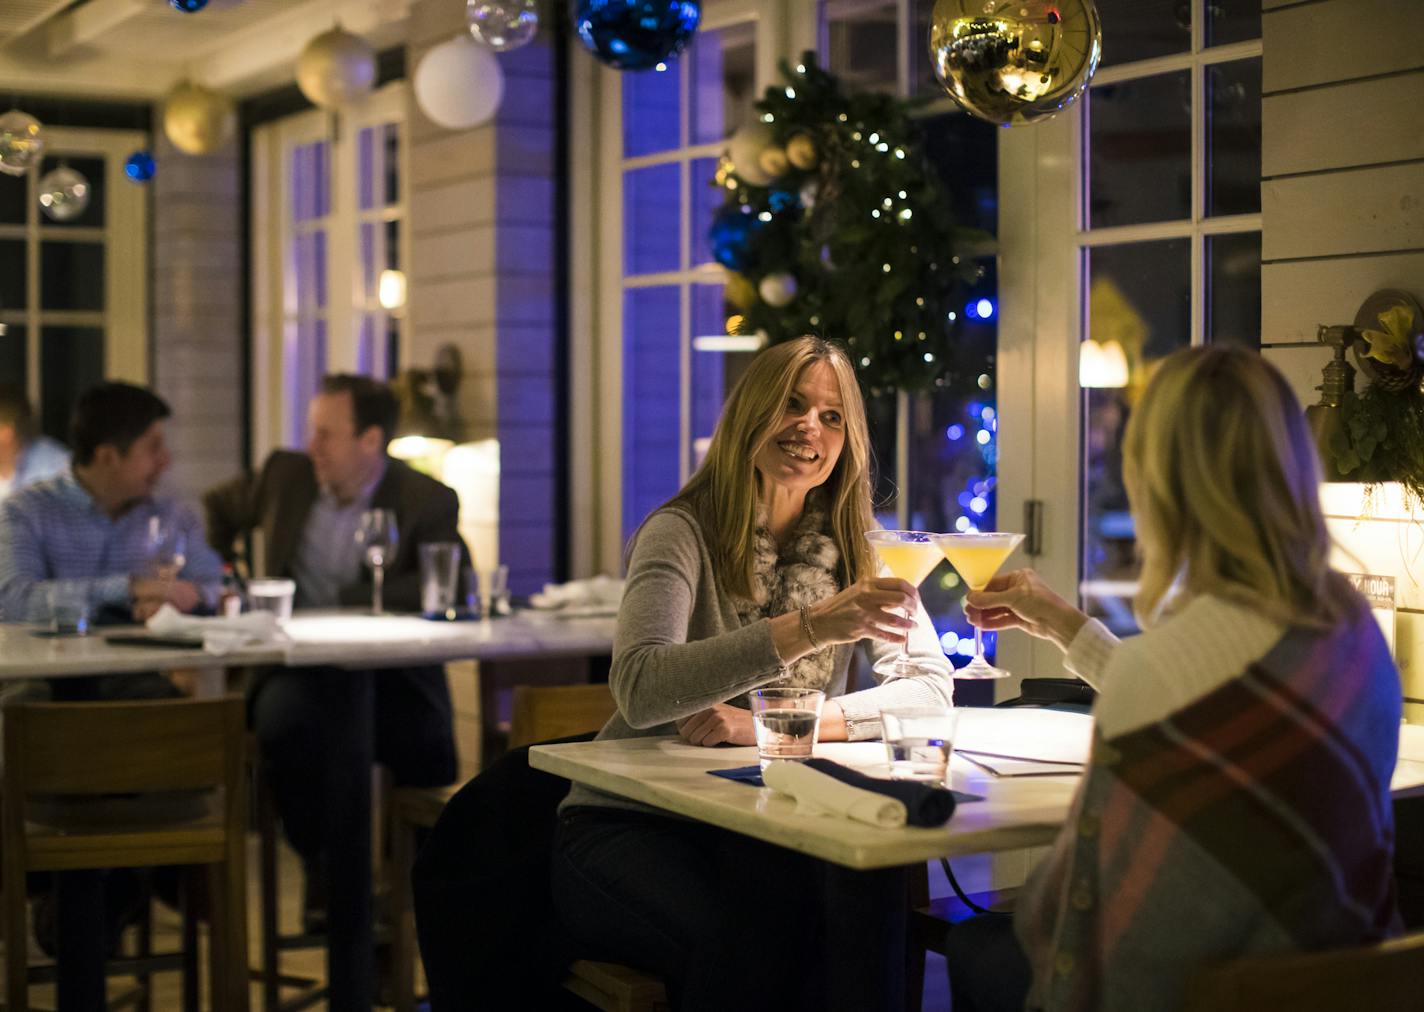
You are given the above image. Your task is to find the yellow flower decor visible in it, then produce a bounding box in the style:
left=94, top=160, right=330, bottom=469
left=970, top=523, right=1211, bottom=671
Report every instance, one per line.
left=1360, top=304, right=1417, bottom=370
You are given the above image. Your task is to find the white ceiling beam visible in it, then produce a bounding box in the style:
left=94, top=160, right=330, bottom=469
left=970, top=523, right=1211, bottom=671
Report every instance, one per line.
left=46, top=0, right=151, bottom=59
left=0, top=50, right=180, bottom=100
left=0, top=0, right=76, bottom=47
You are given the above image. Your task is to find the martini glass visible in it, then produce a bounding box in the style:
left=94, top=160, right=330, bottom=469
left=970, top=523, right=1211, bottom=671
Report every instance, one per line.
left=933, top=532, right=1026, bottom=679
left=863, top=530, right=946, bottom=678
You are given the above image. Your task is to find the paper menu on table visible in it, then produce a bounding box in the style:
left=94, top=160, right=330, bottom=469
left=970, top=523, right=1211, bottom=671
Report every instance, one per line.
left=952, top=707, right=1092, bottom=776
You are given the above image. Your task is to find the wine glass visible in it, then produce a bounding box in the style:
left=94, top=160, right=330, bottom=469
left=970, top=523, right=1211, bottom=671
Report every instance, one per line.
left=932, top=531, right=1026, bottom=678
left=145, top=515, right=188, bottom=581
left=863, top=530, right=947, bottom=678
left=355, top=509, right=399, bottom=615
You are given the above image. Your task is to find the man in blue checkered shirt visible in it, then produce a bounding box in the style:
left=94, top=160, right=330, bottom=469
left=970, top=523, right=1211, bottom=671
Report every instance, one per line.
left=0, top=382, right=223, bottom=638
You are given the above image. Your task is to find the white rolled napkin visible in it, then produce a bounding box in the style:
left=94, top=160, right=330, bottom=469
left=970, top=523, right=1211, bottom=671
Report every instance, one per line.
left=146, top=604, right=281, bottom=656
left=762, top=760, right=907, bottom=829
left=528, top=575, right=625, bottom=614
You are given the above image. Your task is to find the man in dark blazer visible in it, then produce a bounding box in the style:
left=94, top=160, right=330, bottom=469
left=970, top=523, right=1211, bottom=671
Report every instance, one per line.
left=204, top=374, right=465, bottom=956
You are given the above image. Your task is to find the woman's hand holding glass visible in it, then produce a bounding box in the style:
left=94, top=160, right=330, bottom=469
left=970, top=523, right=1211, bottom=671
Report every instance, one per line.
left=963, top=568, right=1089, bottom=652
left=806, top=577, right=920, bottom=648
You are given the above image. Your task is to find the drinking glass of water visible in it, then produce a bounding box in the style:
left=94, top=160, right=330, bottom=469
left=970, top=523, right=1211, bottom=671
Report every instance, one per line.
left=355, top=509, right=399, bottom=615
left=749, top=687, right=825, bottom=771
left=145, top=514, right=188, bottom=581
left=880, top=707, right=957, bottom=787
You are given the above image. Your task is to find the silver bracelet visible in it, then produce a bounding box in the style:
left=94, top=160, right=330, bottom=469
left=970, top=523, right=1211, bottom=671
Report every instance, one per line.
left=799, top=606, right=823, bottom=652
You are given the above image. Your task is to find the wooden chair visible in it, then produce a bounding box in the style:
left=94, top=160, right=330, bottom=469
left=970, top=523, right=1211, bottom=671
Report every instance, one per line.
left=1182, top=931, right=1424, bottom=1012
left=905, top=861, right=1018, bottom=1012
left=1, top=696, right=248, bottom=1012
left=388, top=681, right=671, bottom=1012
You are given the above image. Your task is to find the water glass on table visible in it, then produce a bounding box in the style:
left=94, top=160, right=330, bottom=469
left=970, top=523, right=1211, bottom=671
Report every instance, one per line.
left=144, top=514, right=188, bottom=581
left=46, top=580, right=93, bottom=636
left=419, top=542, right=463, bottom=619
left=749, top=687, right=825, bottom=770
left=880, top=707, right=957, bottom=787
left=246, top=579, right=295, bottom=621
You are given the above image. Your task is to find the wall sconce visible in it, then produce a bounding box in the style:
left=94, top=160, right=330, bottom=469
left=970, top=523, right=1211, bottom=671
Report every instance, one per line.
left=378, top=268, right=407, bottom=311
left=1078, top=338, right=1129, bottom=388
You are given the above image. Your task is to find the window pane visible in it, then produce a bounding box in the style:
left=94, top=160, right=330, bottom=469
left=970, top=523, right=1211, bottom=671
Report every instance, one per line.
left=292, top=140, right=330, bottom=222
left=1088, top=72, right=1191, bottom=228
left=1097, top=0, right=1189, bottom=68
left=623, top=163, right=681, bottom=276
left=385, top=219, right=400, bottom=270
left=358, top=126, right=376, bottom=211
left=1207, top=231, right=1261, bottom=349
left=622, top=286, right=682, bottom=541
left=623, top=64, right=680, bottom=158
left=0, top=324, right=25, bottom=388
left=689, top=22, right=757, bottom=146
left=40, top=326, right=103, bottom=441
left=360, top=222, right=377, bottom=305
left=38, top=155, right=105, bottom=229
left=385, top=316, right=401, bottom=380
left=921, top=110, right=999, bottom=238
left=357, top=313, right=376, bottom=375
left=294, top=231, right=328, bottom=312
left=1206, top=59, right=1262, bottom=218
left=689, top=157, right=725, bottom=266
left=384, top=124, right=400, bottom=207
left=866, top=391, right=897, bottom=516
left=689, top=283, right=759, bottom=470
left=822, top=0, right=898, bottom=94
left=1207, top=2, right=1260, bottom=47
left=910, top=0, right=940, bottom=98
left=0, top=239, right=25, bottom=309
left=1081, top=239, right=1190, bottom=637
left=41, top=242, right=104, bottom=311
left=0, top=170, right=25, bottom=225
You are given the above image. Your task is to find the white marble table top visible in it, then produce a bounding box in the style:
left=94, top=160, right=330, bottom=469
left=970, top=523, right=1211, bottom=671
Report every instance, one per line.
left=531, top=719, right=1424, bottom=871
left=0, top=610, right=615, bottom=679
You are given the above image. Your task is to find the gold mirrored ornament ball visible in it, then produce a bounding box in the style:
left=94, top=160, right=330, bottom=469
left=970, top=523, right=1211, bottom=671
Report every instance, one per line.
left=928, top=0, right=1101, bottom=126
left=786, top=133, right=818, bottom=170
left=757, top=145, right=789, bottom=180
left=297, top=27, right=378, bottom=109
left=163, top=82, right=236, bottom=155
left=725, top=273, right=758, bottom=310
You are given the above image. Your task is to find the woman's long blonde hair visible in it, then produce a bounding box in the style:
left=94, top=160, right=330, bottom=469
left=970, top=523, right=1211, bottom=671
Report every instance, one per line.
left=661, top=336, right=877, bottom=601
left=1124, top=345, right=1348, bottom=628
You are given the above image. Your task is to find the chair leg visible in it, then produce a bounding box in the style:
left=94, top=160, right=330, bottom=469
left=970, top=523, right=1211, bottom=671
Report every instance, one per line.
left=258, top=774, right=281, bottom=1012
left=5, top=875, right=30, bottom=1012
left=208, top=859, right=249, bottom=1012
left=136, top=900, right=154, bottom=1012
left=390, top=810, right=417, bottom=1012
left=181, top=872, right=200, bottom=1012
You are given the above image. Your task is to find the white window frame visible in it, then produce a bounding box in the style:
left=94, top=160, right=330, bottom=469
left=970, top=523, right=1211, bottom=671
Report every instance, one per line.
left=0, top=127, right=148, bottom=405
left=250, top=81, right=411, bottom=463
left=997, top=3, right=1263, bottom=686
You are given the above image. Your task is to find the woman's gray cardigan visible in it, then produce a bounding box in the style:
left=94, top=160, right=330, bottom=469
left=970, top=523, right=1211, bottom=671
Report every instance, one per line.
left=563, top=507, right=955, bottom=814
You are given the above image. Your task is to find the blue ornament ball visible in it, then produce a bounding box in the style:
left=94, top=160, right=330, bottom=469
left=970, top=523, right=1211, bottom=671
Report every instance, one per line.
left=768, top=189, right=803, bottom=219
left=709, top=205, right=762, bottom=273
left=575, top=0, right=701, bottom=72
left=170, top=0, right=209, bottom=11
left=124, top=151, right=156, bottom=183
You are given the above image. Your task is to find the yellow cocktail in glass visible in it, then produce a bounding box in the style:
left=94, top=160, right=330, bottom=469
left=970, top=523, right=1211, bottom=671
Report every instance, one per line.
left=864, top=530, right=946, bottom=678
left=933, top=532, right=1025, bottom=679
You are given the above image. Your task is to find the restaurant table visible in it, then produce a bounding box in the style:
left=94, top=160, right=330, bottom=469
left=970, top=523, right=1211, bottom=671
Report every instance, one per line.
left=530, top=718, right=1424, bottom=1011
left=0, top=610, right=616, bottom=1012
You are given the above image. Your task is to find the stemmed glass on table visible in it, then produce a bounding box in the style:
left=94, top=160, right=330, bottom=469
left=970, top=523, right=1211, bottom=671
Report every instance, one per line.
left=862, top=530, right=948, bottom=678
left=932, top=532, right=1025, bottom=679
left=145, top=515, right=188, bottom=582
left=355, top=509, right=399, bottom=616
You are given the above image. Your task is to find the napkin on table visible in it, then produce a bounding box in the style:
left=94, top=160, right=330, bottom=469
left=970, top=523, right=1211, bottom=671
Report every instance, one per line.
left=528, top=575, right=625, bottom=615
left=763, top=760, right=909, bottom=829
left=802, top=757, right=959, bottom=827
left=146, top=604, right=281, bottom=656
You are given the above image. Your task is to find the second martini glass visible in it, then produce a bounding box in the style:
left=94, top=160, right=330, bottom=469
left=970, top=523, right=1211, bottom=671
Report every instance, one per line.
left=933, top=531, right=1026, bottom=679
left=863, top=530, right=946, bottom=678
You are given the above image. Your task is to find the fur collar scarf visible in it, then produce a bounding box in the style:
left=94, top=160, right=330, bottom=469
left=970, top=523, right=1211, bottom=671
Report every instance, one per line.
left=734, top=489, right=841, bottom=691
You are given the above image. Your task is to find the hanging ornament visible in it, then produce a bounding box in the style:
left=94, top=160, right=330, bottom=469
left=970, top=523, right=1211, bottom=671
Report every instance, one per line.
left=726, top=122, right=774, bottom=186
left=929, top=0, right=1101, bottom=126
left=724, top=273, right=757, bottom=310
left=162, top=82, right=236, bottom=155
left=709, top=205, right=762, bottom=273
left=798, top=179, right=819, bottom=211
left=414, top=35, right=506, bottom=129
left=574, top=0, right=701, bottom=72
left=756, top=145, right=789, bottom=180
left=124, top=150, right=157, bottom=183
left=0, top=110, right=45, bottom=177
left=467, top=0, right=539, bottom=52
left=170, top=0, right=209, bottom=11
left=297, top=27, right=378, bottom=109
left=37, top=164, right=90, bottom=222
left=786, top=133, right=818, bottom=170
left=758, top=272, right=798, bottom=309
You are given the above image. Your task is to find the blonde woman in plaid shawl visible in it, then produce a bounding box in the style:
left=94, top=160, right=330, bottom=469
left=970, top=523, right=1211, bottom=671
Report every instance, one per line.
left=949, top=346, right=1401, bottom=1012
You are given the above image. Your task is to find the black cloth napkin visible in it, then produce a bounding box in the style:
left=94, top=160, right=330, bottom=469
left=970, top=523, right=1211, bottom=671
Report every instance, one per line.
left=708, top=761, right=977, bottom=826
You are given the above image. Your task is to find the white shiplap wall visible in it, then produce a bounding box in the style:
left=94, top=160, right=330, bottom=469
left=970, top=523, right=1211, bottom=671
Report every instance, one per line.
left=1259, top=0, right=1424, bottom=720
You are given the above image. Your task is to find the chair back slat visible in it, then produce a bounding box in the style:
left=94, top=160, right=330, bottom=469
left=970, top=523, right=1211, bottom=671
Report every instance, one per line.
left=509, top=683, right=617, bottom=748
left=4, top=697, right=242, bottom=796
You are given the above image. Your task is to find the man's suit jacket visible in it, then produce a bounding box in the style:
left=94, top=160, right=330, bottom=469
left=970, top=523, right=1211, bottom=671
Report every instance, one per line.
left=203, top=450, right=471, bottom=611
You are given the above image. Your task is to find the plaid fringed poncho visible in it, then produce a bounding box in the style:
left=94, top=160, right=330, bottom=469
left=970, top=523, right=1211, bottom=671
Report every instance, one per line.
left=1017, top=598, right=1402, bottom=1012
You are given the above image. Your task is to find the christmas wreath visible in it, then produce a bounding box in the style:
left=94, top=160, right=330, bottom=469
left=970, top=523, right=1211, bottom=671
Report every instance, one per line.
left=709, top=53, right=984, bottom=395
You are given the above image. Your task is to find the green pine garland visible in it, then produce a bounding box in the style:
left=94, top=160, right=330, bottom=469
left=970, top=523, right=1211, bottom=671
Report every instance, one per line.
left=1330, top=385, right=1424, bottom=507
left=712, top=53, right=984, bottom=396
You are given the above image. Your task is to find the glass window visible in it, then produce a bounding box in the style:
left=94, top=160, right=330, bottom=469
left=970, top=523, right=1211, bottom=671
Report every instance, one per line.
left=623, top=163, right=681, bottom=276
left=689, top=22, right=757, bottom=145
left=1097, top=0, right=1190, bottom=68
left=623, top=286, right=682, bottom=540
left=0, top=171, right=24, bottom=225
left=1206, top=2, right=1260, bottom=48
left=0, top=239, right=24, bottom=309
left=1207, top=231, right=1261, bottom=349
left=40, top=326, right=103, bottom=441
left=1087, top=72, right=1191, bottom=229
left=1206, top=59, right=1262, bottom=218
left=41, top=242, right=105, bottom=312
left=623, top=65, right=681, bottom=159
left=0, top=324, right=25, bottom=388
left=821, top=0, right=899, bottom=94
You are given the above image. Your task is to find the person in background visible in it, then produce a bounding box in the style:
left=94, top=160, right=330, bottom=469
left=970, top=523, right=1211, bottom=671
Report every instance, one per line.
left=0, top=385, right=71, bottom=501
left=947, top=346, right=1402, bottom=1012
left=204, top=373, right=464, bottom=992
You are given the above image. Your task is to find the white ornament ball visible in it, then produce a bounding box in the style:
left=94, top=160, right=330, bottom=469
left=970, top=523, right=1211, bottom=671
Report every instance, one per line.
left=759, top=272, right=798, bottom=308
left=414, top=34, right=506, bottom=129
left=297, top=27, right=377, bottom=109
left=726, top=122, right=774, bottom=186
left=757, top=145, right=789, bottom=180
left=37, top=165, right=90, bottom=222
left=467, top=0, right=539, bottom=52
left=799, top=179, right=819, bottom=211
left=163, top=82, right=236, bottom=156
left=786, top=132, right=818, bottom=170
left=0, top=110, right=45, bottom=177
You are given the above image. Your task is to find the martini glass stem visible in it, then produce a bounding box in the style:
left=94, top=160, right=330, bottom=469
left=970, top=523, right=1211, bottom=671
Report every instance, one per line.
left=973, top=622, right=985, bottom=666
left=372, top=564, right=385, bottom=616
